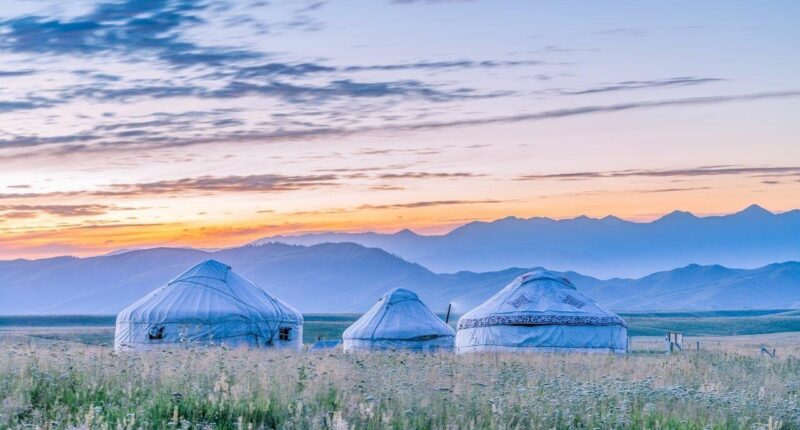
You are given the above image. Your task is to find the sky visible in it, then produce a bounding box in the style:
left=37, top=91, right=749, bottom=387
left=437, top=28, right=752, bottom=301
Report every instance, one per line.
left=0, top=0, right=798, bottom=259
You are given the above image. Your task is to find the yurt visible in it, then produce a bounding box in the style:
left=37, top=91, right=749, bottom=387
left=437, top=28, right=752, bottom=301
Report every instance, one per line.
left=114, top=259, right=303, bottom=351
left=342, top=288, right=455, bottom=352
left=455, top=270, right=627, bottom=353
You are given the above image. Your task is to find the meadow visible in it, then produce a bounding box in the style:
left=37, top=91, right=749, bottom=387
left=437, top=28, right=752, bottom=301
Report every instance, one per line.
left=1, top=333, right=800, bottom=429
left=3, top=313, right=800, bottom=429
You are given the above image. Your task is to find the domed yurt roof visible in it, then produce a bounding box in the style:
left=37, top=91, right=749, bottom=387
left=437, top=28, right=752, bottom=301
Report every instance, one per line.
left=114, top=259, right=302, bottom=351
left=456, top=270, right=627, bottom=353
left=458, top=270, right=625, bottom=329
left=343, top=288, right=454, bottom=352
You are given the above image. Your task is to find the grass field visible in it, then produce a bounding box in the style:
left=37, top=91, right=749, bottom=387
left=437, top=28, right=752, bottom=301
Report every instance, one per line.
left=3, top=312, right=800, bottom=428
left=1, top=333, right=800, bottom=429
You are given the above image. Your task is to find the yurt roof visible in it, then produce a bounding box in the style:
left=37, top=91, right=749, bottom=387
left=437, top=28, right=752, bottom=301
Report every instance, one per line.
left=117, top=259, right=302, bottom=325
left=343, top=287, right=454, bottom=341
left=457, top=270, right=625, bottom=330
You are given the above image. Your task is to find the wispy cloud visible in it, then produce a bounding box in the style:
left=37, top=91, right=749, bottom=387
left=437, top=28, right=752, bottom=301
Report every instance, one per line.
left=217, top=58, right=542, bottom=79
left=2, top=90, right=797, bottom=155
left=397, top=91, right=800, bottom=132
left=560, top=77, right=725, bottom=95
left=107, top=174, right=340, bottom=195
left=208, top=79, right=495, bottom=102
left=392, top=0, right=474, bottom=4
left=358, top=199, right=503, bottom=210
left=58, top=78, right=494, bottom=104
left=377, top=172, right=483, bottom=179
left=634, top=186, right=713, bottom=193
left=0, top=100, right=53, bottom=112
left=0, top=69, right=35, bottom=77
left=517, top=165, right=800, bottom=181
left=0, top=204, right=118, bottom=217
left=0, top=174, right=341, bottom=200
left=342, top=59, right=542, bottom=72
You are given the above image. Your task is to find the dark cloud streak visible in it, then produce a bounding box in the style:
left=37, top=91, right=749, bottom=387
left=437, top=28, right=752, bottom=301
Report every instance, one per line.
left=0, top=69, right=36, bottom=77
left=561, top=77, right=725, bottom=95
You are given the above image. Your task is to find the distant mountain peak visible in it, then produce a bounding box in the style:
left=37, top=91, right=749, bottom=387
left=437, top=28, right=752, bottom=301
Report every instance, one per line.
left=395, top=228, right=419, bottom=237
left=601, top=215, right=624, bottom=223
left=657, top=210, right=699, bottom=222
left=738, top=204, right=773, bottom=216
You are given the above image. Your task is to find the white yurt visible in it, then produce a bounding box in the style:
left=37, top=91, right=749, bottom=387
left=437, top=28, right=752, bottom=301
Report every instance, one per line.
left=342, top=288, right=455, bottom=352
left=114, top=259, right=303, bottom=351
left=455, top=270, right=627, bottom=353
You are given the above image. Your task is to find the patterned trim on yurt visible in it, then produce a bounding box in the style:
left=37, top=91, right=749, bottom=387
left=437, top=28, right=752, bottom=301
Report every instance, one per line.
left=457, top=314, right=626, bottom=330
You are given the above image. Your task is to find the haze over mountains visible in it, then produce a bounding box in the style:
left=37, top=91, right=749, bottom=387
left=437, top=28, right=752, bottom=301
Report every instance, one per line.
left=253, top=205, right=800, bottom=278
left=2, top=242, right=798, bottom=315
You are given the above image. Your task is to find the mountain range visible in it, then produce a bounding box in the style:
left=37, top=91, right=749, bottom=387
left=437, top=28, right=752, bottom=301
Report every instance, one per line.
left=1, top=242, right=798, bottom=315
left=252, top=204, right=800, bottom=278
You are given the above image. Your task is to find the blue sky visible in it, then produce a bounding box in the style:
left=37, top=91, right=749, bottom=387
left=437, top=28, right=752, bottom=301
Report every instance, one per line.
left=0, top=0, right=798, bottom=258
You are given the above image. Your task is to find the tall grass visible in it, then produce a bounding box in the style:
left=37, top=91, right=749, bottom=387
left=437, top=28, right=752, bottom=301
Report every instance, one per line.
left=1, top=338, right=799, bottom=429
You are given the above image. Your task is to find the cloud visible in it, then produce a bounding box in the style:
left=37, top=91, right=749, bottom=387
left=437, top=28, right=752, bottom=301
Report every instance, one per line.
left=2, top=90, right=798, bottom=155
left=0, top=69, right=35, bottom=77
left=106, top=174, right=340, bottom=195
left=358, top=199, right=503, bottom=210
left=315, top=164, right=412, bottom=173
left=0, top=174, right=342, bottom=201
left=377, top=172, right=482, bottom=179
left=0, top=204, right=116, bottom=217
left=68, top=84, right=201, bottom=101
left=225, top=62, right=336, bottom=79
left=208, top=79, right=494, bottom=102
left=392, top=0, right=474, bottom=4
left=207, top=58, right=543, bottom=81
left=560, top=77, right=725, bottom=95
left=0, top=0, right=532, bottom=118
left=2, top=211, right=38, bottom=219
left=297, top=2, right=328, bottom=13
left=0, top=101, right=42, bottom=112
left=517, top=165, right=800, bottom=181
left=32, top=70, right=499, bottom=110
left=369, top=185, right=405, bottom=191
left=0, top=0, right=262, bottom=68
left=634, top=186, right=712, bottom=193
left=342, top=60, right=542, bottom=72
left=594, top=28, right=650, bottom=38
left=396, top=90, right=800, bottom=132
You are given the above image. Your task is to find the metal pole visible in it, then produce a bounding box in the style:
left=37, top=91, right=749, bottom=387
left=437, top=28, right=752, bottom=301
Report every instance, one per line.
left=445, top=303, right=452, bottom=324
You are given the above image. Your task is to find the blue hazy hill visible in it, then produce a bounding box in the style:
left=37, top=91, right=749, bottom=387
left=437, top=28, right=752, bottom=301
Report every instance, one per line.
left=253, top=205, right=800, bottom=278
left=1, top=242, right=798, bottom=314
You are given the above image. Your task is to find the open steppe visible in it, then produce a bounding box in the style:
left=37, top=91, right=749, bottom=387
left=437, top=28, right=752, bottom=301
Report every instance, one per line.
left=1, top=324, right=799, bottom=429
